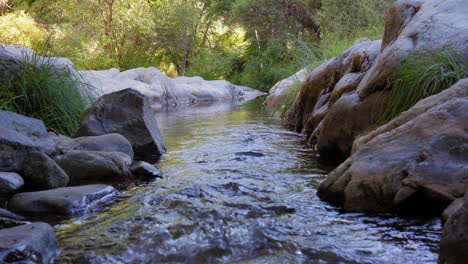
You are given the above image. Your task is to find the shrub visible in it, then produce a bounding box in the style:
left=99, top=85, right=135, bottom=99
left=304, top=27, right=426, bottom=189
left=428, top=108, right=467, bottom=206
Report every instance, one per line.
left=0, top=10, right=47, bottom=48
left=0, top=52, right=92, bottom=135
left=380, top=48, right=467, bottom=123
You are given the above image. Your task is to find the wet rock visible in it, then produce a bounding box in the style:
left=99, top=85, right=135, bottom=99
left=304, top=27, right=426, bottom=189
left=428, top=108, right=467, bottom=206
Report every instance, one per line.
left=0, top=208, right=25, bottom=221
left=57, top=133, right=134, bottom=159
left=130, top=161, right=163, bottom=180
left=75, top=88, right=167, bottom=161
left=264, top=68, right=309, bottom=115
left=0, top=172, right=24, bottom=196
left=54, top=150, right=132, bottom=186
left=318, top=90, right=468, bottom=213
left=235, top=151, right=265, bottom=157
left=0, top=222, right=58, bottom=264
left=0, top=110, right=55, bottom=171
left=439, top=191, right=468, bottom=264
left=22, top=152, right=69, bottom=190
left=8, top=185, right=117, bottom=216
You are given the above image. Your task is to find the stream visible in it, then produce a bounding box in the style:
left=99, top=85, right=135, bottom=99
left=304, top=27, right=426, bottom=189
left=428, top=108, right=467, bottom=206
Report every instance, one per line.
left=54, top=97, right=442, bottom=264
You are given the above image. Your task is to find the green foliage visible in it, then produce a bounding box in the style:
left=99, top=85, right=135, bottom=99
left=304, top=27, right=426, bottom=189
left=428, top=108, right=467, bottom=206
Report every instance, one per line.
left=281, top=79, right=303, bottom=118
left=380, top=48, right=467, bottom=123
left=0, top=10, right=47, bottom=47
left=0, top=52, right=91, bottom=135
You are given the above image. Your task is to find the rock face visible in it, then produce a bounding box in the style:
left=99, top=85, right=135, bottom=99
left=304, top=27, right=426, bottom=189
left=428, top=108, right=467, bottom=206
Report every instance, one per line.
left=0, top=172, right=24, bottom=196
left=284, top=0, right=468, bottom=162
left=264, top=68, right=309, bottom=115
left=56, top=133, right=134, bottom=159
left=8, top=185, right=117, bottom=216
left=317, top=80, right=468, bottom=213
left=75, top=88, right=167, bottom=161
left=439, top=191, right=468, bottom=264
left=0, top=223, right=58, bottom=264
left=0, top=110, right=56, bottom=171
left=22, top=152, right=69, bottom=190
left=54, top=151, right=132, bottom=186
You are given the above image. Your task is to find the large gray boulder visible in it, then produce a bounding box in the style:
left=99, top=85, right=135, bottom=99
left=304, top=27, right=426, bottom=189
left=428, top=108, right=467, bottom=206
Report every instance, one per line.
left=0, top=172, right=24, bottom=196
left=22, top=152, right=69, bottom=190
left=317, top=80, right=468, bottom=213
left=0, top=223, right=58, bottom=264
left=8, top=185, right=117, bottom=216
left=439, top=191, right=468, bottom=264
left=75, top=88, right=166, bottom=161
left=56, top=133, right=134, bottom=159
left=0, top=110, right=55, bottom=171
left=54, top=150, right=132, bottom=186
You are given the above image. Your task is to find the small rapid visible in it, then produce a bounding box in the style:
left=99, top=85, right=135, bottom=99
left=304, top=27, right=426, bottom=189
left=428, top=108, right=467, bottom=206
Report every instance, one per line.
left=54, top=97, right=442, bottom=264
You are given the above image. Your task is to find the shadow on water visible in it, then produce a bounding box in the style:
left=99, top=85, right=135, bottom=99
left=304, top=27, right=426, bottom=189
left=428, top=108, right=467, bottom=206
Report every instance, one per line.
left=54, top=97, right=442, bottom=264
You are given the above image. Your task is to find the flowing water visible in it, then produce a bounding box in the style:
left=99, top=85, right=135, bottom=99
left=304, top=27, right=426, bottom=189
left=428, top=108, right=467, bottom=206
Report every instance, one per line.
left=54, top=97, right=442, bottom=264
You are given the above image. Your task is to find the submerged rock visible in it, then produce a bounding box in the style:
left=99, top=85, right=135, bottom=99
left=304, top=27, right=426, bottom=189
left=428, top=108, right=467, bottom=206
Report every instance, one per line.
left=0, top=223, right=58, bottom=264
left=57, top=133, right=134, bottom=159
left=75, top=88, right=167, bottom=161
left=22, top=152, right=69, bottom=190
left=439, top=191, right=468, bottom=264
left=0, top=172, right=24, bottom=196
left=8, top=185, right=117, bottom=216
left=317, top=80, right=468, bottom=213
left=54, top=150, right=132, bottom=186
left=0, top=110, right=55, bottom=171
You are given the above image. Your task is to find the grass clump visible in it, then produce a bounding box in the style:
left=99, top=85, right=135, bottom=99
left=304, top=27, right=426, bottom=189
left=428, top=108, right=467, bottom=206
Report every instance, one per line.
left=380, top=48, right=467, bottom=123
left=0, top=52, right=92, bottom=135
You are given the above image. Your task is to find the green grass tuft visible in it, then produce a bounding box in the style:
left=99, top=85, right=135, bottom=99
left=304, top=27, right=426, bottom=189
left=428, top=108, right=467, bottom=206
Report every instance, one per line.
left=380, top=48, right=467, bottom=124
left=0, top=52, right=92, bottom=135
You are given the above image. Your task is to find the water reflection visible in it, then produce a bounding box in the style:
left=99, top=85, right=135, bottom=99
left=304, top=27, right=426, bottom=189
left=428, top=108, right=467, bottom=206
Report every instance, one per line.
left=55, top=97, right=441, bottom=264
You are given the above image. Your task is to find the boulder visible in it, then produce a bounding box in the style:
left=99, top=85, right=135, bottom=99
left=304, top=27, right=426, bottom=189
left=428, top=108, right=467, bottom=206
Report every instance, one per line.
left=22, top=152, right=69, bottom=190
left=264, top=68, right=309, bottom=115
left=75, top=88, right=167, bottom=161
left=439, top=191, right=468, bottom=264
left=0, top=172, right=24, bottom=196
left=54, top=151, right=132, bottom=186
left=56, top=133, right=134, bottom=159
left=8, top=185, right=117, bottom=216
left=80, top=67, right=263, bottom=111
left=0, top=110, right=55, bottom=171
left=316, top=91, right=388, bottom=162
left=284, top=40, right=382, bottom=140
left=317, top=89, right=468, bottom=213
left=357, top=0, right=468, bottom=98
left=0, top=223, right=58, bottom=264
left=130, top=161, right=163, bottom=181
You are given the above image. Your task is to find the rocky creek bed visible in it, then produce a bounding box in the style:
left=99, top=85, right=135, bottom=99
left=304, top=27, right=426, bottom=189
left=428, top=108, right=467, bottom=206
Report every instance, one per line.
left=49, top=97, right=443, bottom=264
